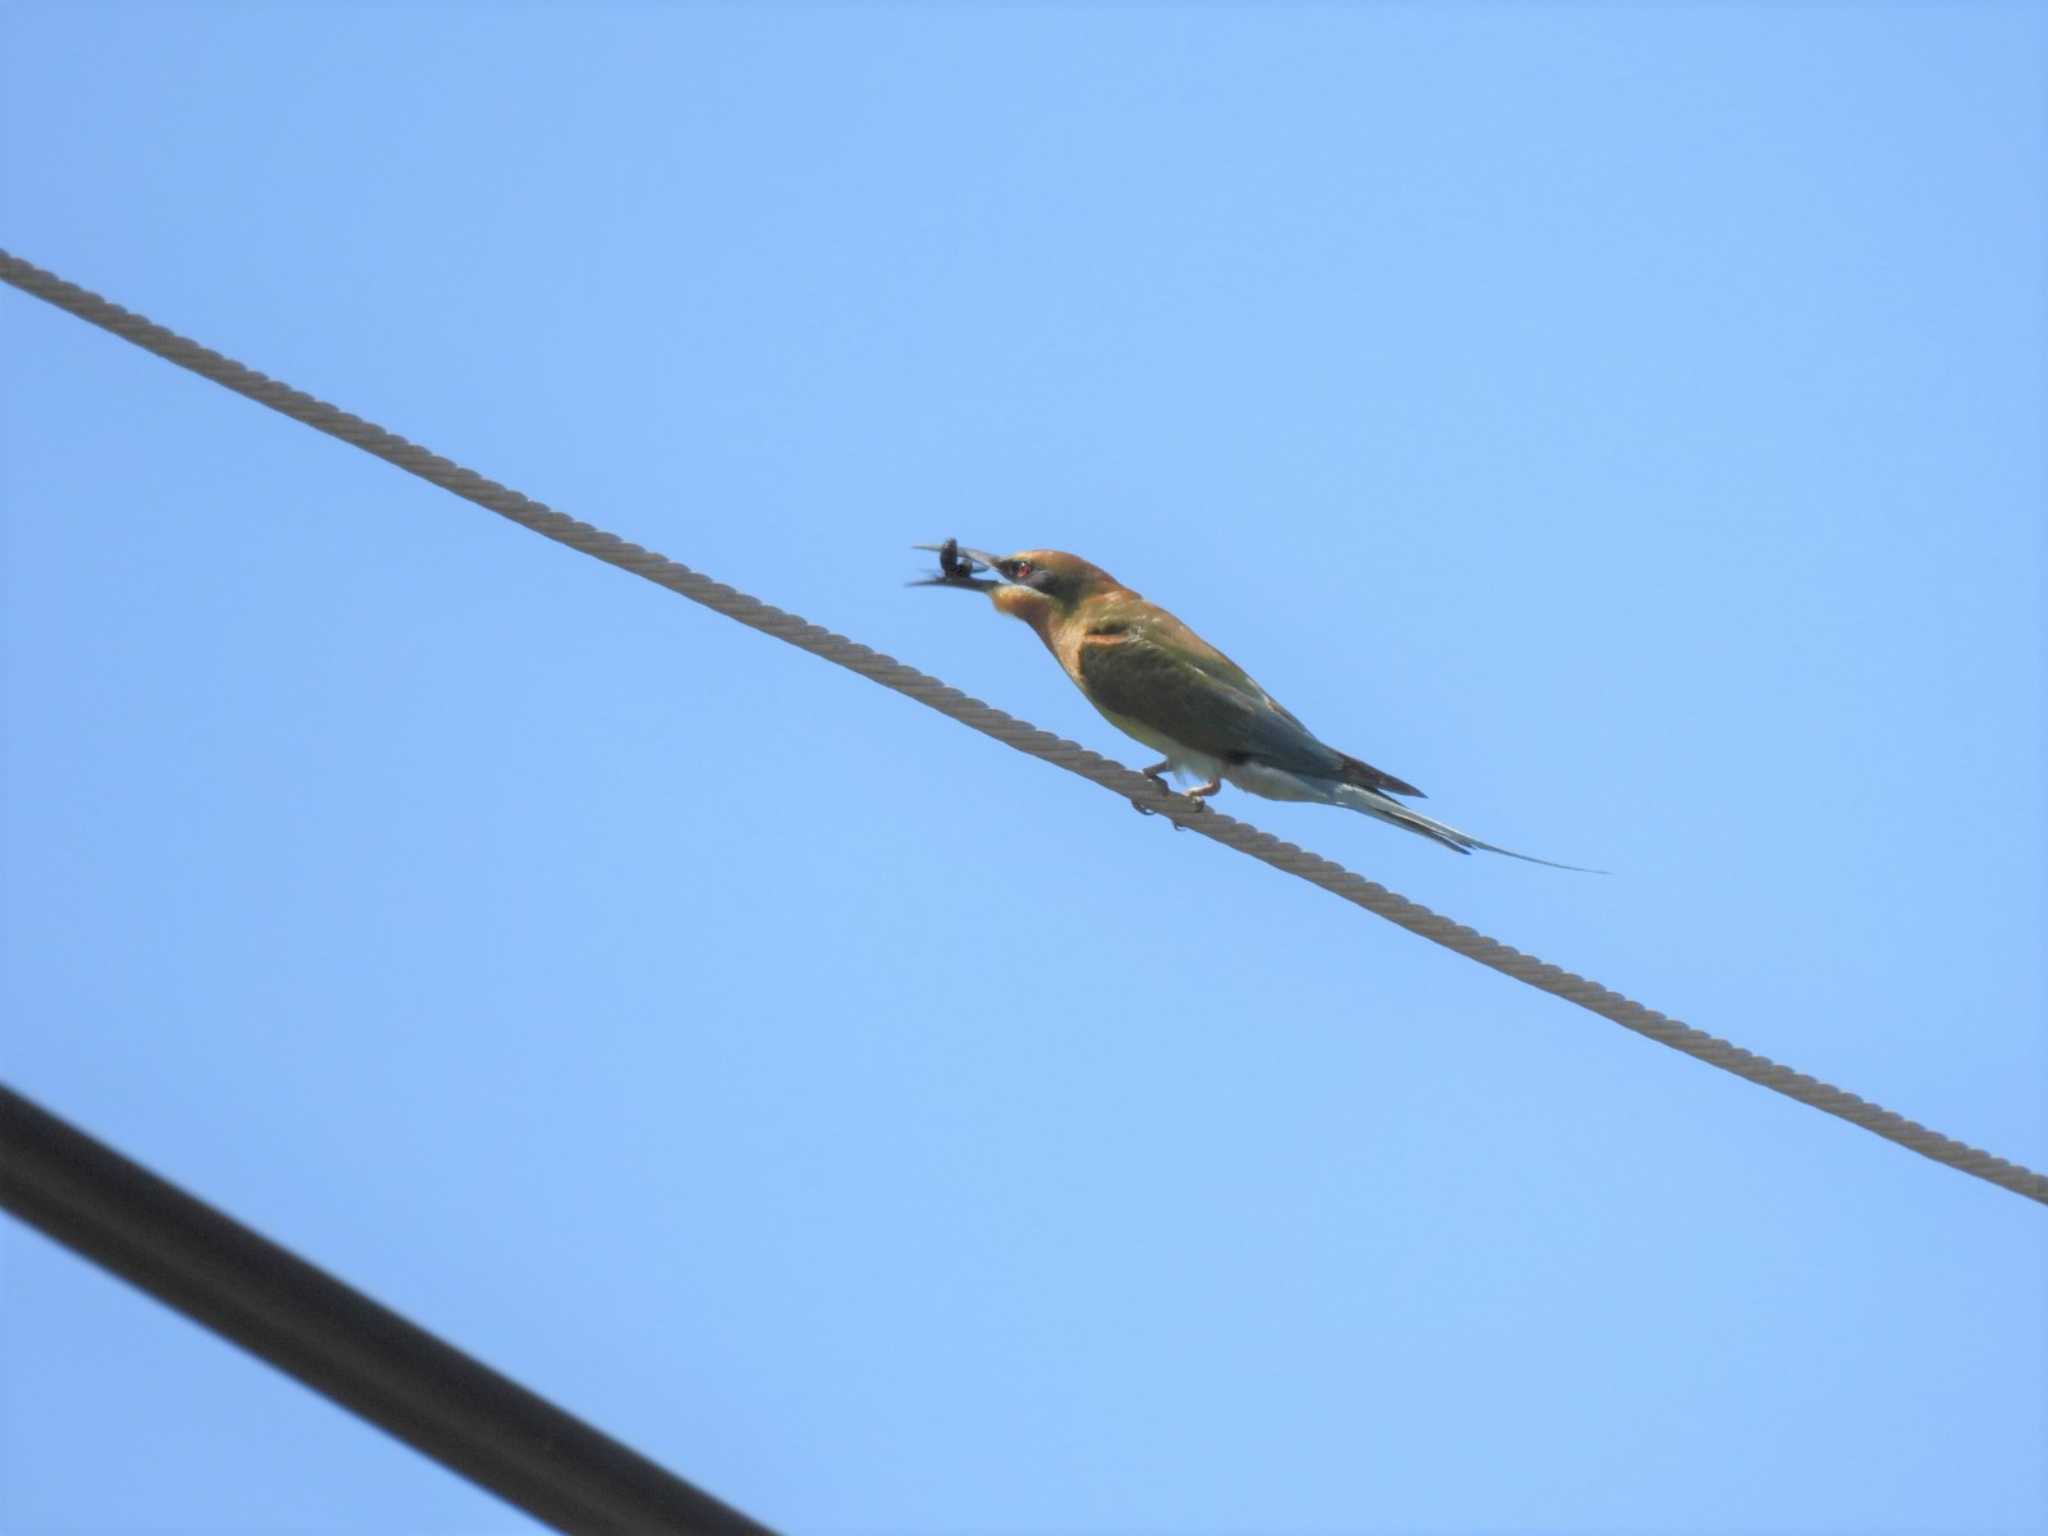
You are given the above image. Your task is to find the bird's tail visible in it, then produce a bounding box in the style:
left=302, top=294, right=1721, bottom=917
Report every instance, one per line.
left=1332, top=783, right=1601, bottom=872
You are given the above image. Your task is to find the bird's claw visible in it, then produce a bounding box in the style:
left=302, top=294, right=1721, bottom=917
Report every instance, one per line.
left=1132, top=776, right=1208, bottom=829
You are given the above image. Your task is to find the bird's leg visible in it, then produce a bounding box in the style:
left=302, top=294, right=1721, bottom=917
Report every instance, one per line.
left=1130, top=759, right=1176, bottom=816
left=1182, top=777, right=1221, bottom=807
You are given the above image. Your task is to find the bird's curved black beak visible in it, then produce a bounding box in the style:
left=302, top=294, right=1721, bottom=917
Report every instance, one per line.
left=910, top=539, right=1001, bottom=589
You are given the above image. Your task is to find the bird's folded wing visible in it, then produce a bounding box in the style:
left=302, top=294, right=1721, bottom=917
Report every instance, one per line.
left=1077, top=628, right=1349, bottom=779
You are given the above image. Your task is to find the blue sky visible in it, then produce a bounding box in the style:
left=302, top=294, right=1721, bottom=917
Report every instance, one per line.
left=3, top=5, right=2042, bottom=1533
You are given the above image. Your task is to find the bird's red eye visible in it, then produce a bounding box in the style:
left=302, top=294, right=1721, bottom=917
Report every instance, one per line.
left=1014, top=560, right=1033, bottom=579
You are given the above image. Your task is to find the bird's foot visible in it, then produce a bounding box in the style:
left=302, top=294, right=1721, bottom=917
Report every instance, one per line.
left=1131, top=798, right=1203, bottom=830
left=1132, top=775, right=1216, bottom=830
left=1156, top=780, right=1220, bottom=830
left=1132, top=761, right=1179, bottom=819
left=1135, top=762, right=1173, bottom=804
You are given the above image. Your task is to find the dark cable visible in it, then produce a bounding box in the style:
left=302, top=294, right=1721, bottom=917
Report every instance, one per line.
left=0, top=1083, right=777, bottom=1535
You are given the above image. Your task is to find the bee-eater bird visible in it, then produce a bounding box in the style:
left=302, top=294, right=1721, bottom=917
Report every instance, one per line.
left=915, top=543, right=1589, bottom=868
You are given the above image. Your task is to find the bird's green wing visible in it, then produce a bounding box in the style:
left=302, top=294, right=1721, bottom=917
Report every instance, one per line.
left=1076, top=623, right=1349, bottom=779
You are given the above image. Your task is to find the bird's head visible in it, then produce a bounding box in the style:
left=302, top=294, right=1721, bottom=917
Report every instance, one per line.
left=914, top=544, right=1122, bottom=635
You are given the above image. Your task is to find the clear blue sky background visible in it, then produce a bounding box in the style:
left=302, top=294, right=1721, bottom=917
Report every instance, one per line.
left=3, top=6, right=2042, bottom=1534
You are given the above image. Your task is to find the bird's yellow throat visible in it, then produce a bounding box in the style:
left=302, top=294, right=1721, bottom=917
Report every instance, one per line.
left=991, top=583, right=1056, bottom=641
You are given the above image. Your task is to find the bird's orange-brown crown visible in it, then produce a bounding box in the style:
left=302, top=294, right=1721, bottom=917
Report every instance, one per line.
left=985, top=549, right=1127, bottom=636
